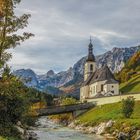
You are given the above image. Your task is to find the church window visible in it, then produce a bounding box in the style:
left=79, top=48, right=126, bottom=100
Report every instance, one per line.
left=101, top=84, right=104, bottom=91
left=90, top=64, right=93, bottom=71
left=111, top=91, right=114, bottom=93
left=90, top=88, right=92, bottom=95
left=96, top=85, right=97, bottom=92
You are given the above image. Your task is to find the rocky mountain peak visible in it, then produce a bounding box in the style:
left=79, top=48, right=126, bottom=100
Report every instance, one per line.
left=47, top=70, right=55, bottom=78
left=13, top=69, right=38, bottom=87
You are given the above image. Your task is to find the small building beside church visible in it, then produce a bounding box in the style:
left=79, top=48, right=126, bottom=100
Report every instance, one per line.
left=80, top=40, right=119, bottom=101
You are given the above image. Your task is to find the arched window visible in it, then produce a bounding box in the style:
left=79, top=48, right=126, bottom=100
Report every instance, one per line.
left=90, top=64, right=93, bottom=71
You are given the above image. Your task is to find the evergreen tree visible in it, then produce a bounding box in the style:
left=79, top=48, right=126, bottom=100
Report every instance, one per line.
left=122, top=96, right=135, bottom=118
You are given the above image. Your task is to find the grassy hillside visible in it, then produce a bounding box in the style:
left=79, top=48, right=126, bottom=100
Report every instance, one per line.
left=115, top=50, right=140, bottom=83
left=76, top=101, right=140, bottom=127
left=120, top=74, right=140, bottom=93
left=115, top=50, right=140, bottom=93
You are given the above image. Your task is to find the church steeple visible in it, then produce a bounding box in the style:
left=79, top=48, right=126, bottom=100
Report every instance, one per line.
left=86, top=37, right=95, bottom=62
left=84, top=37, right=96, bottom=81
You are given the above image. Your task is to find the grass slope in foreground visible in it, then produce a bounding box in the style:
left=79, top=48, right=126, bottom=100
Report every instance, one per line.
left=76, top=101, right=140, bottom=128
left=120, top=74, right=140, bottom=93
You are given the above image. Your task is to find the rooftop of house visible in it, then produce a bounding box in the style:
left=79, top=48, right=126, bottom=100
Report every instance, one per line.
left=82, top=65, right=118, bottom=87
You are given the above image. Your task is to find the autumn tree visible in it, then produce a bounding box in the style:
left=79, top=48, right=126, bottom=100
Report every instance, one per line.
left=0, top=0, right=34, bottom=68
left=0, top=0, right=3, bottom=15
left=115, top=48, right=140, bottom=83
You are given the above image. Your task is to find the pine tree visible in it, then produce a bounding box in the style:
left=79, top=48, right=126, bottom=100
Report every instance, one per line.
left=0, top=0, right=34, bottom=68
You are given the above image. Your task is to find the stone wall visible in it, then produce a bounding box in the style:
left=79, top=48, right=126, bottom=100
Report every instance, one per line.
left=87, top=93, right=140, bottom=105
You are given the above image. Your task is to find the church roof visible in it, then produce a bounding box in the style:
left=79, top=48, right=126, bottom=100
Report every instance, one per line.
left=82, top=65, right=118, bottom=87
left=90, top=65, right=118, bottom=84
left=82, top=73, right=94, bottom=86
left=86, top=54, right=96, bottom=62
left=104, top=78, right=119, bottom=84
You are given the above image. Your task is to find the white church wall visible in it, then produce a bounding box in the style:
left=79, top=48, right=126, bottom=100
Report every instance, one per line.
left=105, top=84, right=119, bottom=95
left=89, top=83, right=97, bottom=97
left=80, top=86, right=89, bottom=100
left=96, top=81, right=106, bottom=93
left=84, top=62, right=96, bottom=81
left=89, top=81, right=106, bottom=97
left=103, top=84, right=107, bottom=93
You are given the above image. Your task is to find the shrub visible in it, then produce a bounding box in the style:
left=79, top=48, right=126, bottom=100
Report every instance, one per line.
left=60, top=97, right=77, bottom=105
left=122, top=96, right=135, bottom=118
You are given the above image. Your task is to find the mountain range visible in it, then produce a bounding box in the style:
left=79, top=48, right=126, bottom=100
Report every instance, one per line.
left=13, top=45, right=140, bottom=97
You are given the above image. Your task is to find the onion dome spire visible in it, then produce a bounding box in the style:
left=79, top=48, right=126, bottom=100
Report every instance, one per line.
left=86, top=37, right=96, bottom=62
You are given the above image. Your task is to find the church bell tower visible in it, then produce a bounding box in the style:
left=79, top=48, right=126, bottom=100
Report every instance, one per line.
left=84, top=38, right=96, bottom=81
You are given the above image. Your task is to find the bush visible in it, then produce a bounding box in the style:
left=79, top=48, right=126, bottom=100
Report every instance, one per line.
left=0, top=122, right=21, bottom=138
left=122, top=96, right=135, bottom=118
left=22, top=115, right=37, bottom=126
left=61, top=97, right=77, bottom=105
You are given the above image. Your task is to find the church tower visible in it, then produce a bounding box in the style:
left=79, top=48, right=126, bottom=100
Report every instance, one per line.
left=84, top=38, right=96, bottom=81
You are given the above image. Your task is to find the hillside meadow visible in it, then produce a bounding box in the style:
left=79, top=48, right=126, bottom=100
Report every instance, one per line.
left=76, top=101, right=140, bottom=127
left=120, top=74, right=140, bottom=93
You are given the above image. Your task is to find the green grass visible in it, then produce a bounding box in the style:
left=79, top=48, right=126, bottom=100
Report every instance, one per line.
left=120, top=74, right=140, bottom=93
left=0, top=137, right=18, bottom=140
left=76, top=101, right=140, bottom=127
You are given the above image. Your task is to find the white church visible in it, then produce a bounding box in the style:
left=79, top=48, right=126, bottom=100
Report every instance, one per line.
left=80, top=39, right=119, bottom=101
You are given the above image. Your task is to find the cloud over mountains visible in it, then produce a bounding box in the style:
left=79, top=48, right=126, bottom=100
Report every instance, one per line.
left=9, top=0, right=140, bottom=74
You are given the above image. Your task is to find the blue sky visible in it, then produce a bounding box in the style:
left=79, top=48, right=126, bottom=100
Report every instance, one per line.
left=9, top=0, right=140, bottom=74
